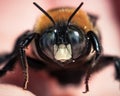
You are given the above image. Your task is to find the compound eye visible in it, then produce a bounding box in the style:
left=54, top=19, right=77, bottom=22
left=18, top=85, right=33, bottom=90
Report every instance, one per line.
left=68, top=26, right=86, bottom=59
left=39, top=29, right=56, bottom=60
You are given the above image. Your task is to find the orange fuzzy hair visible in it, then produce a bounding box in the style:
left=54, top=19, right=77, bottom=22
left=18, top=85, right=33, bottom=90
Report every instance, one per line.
left=33, top=8, right=95, bottom=34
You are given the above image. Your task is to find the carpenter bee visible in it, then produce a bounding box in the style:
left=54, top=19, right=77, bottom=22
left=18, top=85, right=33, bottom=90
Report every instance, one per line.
left=0, top=2, right=120, bottom=93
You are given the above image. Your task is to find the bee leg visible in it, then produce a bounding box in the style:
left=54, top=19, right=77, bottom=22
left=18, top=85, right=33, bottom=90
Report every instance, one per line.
left=0, top=31, right=37, bottom=89
left=0, top=54, right=18, bottom=77
left=93, top=56, right=120, bottom=80
left=16, top=31, right=37, bottom=89
left=0, top=42, right=19, bottom=77
left=0, top=30, right=34, bottom=64
left=83, top=31, right=102, bottom=93
left=87, top=31, right=102, bottom=60
left=114, top=57, right=120, bottom=80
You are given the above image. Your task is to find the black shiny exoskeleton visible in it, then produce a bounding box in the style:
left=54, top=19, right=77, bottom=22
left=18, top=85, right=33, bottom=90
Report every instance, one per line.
left=0, top=2, right=120, bottom=93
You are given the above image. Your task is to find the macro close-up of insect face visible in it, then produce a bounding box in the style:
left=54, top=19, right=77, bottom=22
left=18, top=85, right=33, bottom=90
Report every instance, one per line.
left=33, top=2, right=96, bottom=67
left=0, top=0, right=120, bottom=96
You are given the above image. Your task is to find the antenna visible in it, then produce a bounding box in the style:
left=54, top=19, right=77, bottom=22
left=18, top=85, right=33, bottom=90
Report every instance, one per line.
left=33, top=2, right=55, bottom=25
left=67, top=2, right=84, bottom=25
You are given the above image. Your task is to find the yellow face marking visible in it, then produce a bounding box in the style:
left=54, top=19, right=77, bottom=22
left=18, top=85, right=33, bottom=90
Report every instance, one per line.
left=54, top=44, right=72, bottom=62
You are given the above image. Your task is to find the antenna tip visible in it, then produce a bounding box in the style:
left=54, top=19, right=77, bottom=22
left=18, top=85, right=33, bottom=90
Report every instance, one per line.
left=33, top=2, right=37, bottom=6
left=80, top=2, right=84, bottom=6
left=81, top=2, right=84, bottom=4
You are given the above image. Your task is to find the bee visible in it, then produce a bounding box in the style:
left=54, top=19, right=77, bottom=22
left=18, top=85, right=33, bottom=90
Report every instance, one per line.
left=0, top=2, right=120, bottom=93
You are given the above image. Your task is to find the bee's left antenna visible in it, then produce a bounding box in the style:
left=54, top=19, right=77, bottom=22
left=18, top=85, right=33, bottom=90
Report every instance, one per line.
left=33, top=2, right=55, bottom=25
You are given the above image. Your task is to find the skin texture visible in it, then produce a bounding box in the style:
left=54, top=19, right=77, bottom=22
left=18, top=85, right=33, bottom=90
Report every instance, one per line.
left=0, top=84, right=35, bottom=96
left=0, top=0, right=120, bottom=96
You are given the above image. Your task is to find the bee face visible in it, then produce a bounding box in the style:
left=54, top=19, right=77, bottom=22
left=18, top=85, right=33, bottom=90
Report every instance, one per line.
left=33, top=2, right=95, bottom=66
left=35, top=22, right=87, bottom=64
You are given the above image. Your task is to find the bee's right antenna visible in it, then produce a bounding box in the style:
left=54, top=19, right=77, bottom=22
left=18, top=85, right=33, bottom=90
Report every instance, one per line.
left=67, top=2, right=84, bottom=26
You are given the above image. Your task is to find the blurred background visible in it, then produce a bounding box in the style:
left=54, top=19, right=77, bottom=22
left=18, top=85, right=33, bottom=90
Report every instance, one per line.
left=0, top=0, right=120, bottom=96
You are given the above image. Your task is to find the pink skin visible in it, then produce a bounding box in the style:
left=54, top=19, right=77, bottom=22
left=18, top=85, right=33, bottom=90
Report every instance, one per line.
left=0, top=0, right=120, bottom=96
left=0, top=84, right=35, bottom=96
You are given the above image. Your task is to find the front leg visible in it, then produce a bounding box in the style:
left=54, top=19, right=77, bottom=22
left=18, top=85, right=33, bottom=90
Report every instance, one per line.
left=83, top=31, right=102, bottom=93
left=87, top=31, right=102, bottom=61
left=0, top=32, right=28, bottom=77
left=16, top=31, right=37, bottom=89
left=0, top=31, right=37, bottom=89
